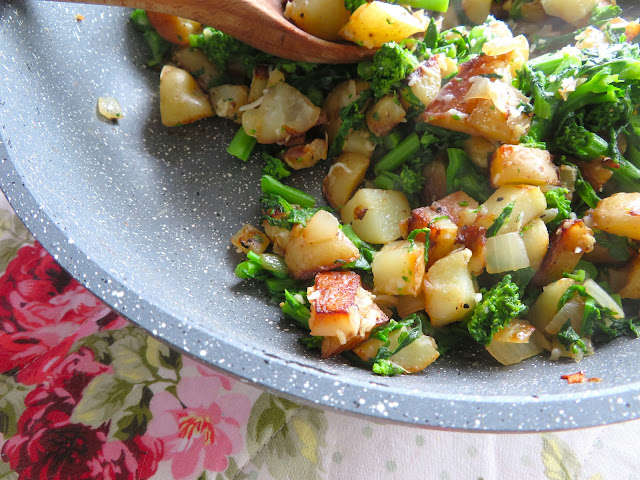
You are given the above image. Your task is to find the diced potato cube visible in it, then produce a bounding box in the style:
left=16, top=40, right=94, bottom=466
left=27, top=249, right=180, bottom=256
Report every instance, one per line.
left=353, top=328, right=439, bottom=373
left=592, top=192, right=640, bottom=241
left=490, top=144, right=559, bottom=187
left=475, top=185, right=547, bottom=235
left=423, top=248, right=477, bottom=327
left=464, top=136, right=498, bottom=169
left=323, top=152, right=369, bottom=208
left=342, top=128, right=377, bottom=158
left=396, top=291, right=426, bottom=318
left=387, top=334, right=440, bottom=373
left=455, top=224, right=487, bottom=276
left=282, top=138, right=328, bottom=170
left=341, top=189, right=411, bottom=244
left=531, top=219, right=595, bottom=287
left=210, top=84, right=249, bottom=123
left=404, top=57, right=442, bottom=108
left=462, top=0, right=492, bottom=25
left=540, top=0, right=596, bottom=25
left=404, top=207, right=459, bottom=266
left=372, top=240, right=425, bottom=296
left=338, top=1, right=426, bottom=49
left=230, top=224, right=270, bottom=254
left=366, top=94, right=407, bottom=137
left=575, top=157, right=615, bottom=193
left=285, top=210, right=360, bottom=279
left=147, top=12, right=202, bottom=45
left=308, top=271, right=388, bottom=353
left=430, top=191, right=479, bottom=227
left=284, top=0, right=351, bottom=41
left=159, top=65, right=214, bottom=127
left=242, top=81, right=321, bottom=144
left=248, top=65, right=270, bottom=103
left=521, top=218, right=549, bottom=270
left=173, top=47, right=222, bottom=91
left=528, top=277, right=575, bottom=331
left=422, top=54, right=532, bottom=144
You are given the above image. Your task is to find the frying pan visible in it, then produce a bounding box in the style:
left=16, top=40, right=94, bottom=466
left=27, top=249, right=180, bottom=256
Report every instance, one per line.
left=2, top=0, right=640, bottom=431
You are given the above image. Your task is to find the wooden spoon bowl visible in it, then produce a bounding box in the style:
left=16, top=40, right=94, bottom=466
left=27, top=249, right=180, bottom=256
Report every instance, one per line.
left=56, top=0, right=375, bottom=63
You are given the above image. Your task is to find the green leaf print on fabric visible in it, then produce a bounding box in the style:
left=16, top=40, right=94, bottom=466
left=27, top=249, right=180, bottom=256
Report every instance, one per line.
left=246, top=394, right=328, bottom=480
left=0, top=202, right=32, bottom=275
left=71, top=375, right=135, bottom=427
left=109, top=333, right=155, bottom=383
left=113, top=385, right=153, bottom=441
left=0, top=376, right=33, bottom=440
left=146, top=337, right=183, bottom=372
left=542, top=433, right=582, bottom=480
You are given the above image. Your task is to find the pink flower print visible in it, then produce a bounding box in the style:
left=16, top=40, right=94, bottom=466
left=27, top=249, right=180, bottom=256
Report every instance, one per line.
left=147, top=374, right=251, bottom=479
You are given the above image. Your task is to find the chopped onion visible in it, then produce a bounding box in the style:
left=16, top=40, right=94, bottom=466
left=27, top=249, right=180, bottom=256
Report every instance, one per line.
left=584, top=279, right=625, bottom=319
left=465, top=77, right=509, bottom=114
left=485, top=232, right=530, bottom=274
left=545, top=297, right=585, bottom=335
left=486, top=336, right=543, bottom=365
left=540, top=208, right=559, bottom=225
left=492, top=320, right=536, bottom=344
left=97, top=96, right=123, bottom=120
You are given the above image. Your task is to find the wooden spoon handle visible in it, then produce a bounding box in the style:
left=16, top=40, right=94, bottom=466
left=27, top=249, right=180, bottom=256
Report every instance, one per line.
left=55, top=0, right=374, bottom=63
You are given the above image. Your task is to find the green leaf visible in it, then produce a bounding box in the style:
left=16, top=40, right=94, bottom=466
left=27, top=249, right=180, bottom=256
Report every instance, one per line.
left=246, top=393, right=301, bottom=456
left=71, top=375, right=134, bottom=427
left=110, top=333, right=155, bottom=383
left=113, top=385, right=153, bottom=441
left=541, top=433, right=582, bottom=480
left=145, top=337, right=182, bottom=371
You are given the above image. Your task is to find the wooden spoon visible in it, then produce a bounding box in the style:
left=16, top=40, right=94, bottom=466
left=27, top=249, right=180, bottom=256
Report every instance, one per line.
left=58, top=0, right=375, bottom=63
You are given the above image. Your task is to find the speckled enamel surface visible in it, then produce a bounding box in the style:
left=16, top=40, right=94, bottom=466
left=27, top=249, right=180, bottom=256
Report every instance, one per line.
left=2, top=0, right=640, bottom=432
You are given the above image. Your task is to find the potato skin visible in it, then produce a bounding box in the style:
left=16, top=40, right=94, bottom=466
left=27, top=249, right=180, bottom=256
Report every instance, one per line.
left=592, top=192, right=640, bottom=241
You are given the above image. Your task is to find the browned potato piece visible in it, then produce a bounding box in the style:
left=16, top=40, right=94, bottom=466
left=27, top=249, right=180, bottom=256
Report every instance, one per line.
left=285, top=210, right=360, bottom=279
left=242, top=81, right=321, bottom=144
left=575, top=157, right=615, bottom=192
left=173, top=47, right=222, bottom=91
left=323, top=152, right=370, bottom=209
left=307, top=271, right=388, bottom=355
left=430, top=191, right=479, bottom=227
left=423, top=249, right=477, bottom=327
left=404, top=207, right=459, bottom=266
left=146, top=12, right=202, bottom=45
left=284, top=0, right=351, bottom=41
left=371, top=240, right=426, bottom=296
left=422, top=54, right=532, bottom=144
left=618, top=254, right=640, bottom=299
left=464, top=136, right=498, bottom=169
left=282, top=138, right=328, bottom=170
left=531, top=219, right=596, bottom=287
left=490, top=144, right=559, bottom=187
left=210, top=84, right=249, bottom=123
left=230, top=224, right=270, bottom=254
left=159, top=65, right=214, bottom=127
left=592, top=192, right=640, bottom=240
left=366, top=95, right=407, bottom=137
left=262, top=222, right=291, bottom=256
left=521, top=218, right=549, bottom=270
left=403, top=57, right=442, bottom=108
left=248, top=65, right=270, bottom=103
left=475, top=185, right=547, bottom=235
left=455, top=224, right=487, bottom=276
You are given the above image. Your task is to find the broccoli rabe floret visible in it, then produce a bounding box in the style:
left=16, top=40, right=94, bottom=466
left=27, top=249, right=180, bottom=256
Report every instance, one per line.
left=344, top=0, right=366, bottom=12
left=466, top=275, right=527, bottom=345
left=261, top=153, right=291, bottom=180
left=553, top=117, right=609, bottom=160
left=357, top=42, right=419, bottom=98
left=583, top=90, right=633, bottom=133
left=544, top=188, right=572, bottom=231
left=260, top=193, right=327, bottom=230
left=130, top=9, right=171, bottom=67
left=189, top=27, right=254, bottom=70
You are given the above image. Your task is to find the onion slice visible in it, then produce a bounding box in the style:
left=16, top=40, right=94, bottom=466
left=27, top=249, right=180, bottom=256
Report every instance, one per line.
left=584, top=279, right=625, bottom=319
left=485, top=232, right=530, bottom=274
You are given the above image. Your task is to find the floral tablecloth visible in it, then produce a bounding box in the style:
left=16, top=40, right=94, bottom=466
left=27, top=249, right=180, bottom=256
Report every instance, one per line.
left=0, top=190, right=638, bottom=480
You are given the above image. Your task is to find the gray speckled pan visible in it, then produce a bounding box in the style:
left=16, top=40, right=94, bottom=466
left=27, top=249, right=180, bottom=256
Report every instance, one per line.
left=2, top=0, right=640, bottom=432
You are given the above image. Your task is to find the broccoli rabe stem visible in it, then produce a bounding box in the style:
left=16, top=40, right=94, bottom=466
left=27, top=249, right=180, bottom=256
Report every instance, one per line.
left=260, top=175, right=316, bottom=208
left=611, top=156, right=640, bottom=192
left=401, top=0, right=449, bottom=12
left=227, top=127, right=257, bottom=162
left=373, top=133, right=420, bottom=174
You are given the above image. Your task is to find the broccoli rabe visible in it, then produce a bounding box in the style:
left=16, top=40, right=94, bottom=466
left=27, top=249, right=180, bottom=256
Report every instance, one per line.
left=466, top=275, right=527, bottom=345
left=260, top=193, right=327, bottom=230
left=328, top=89, right=374, bottom=157
left=544, top=188, right=572, bottom=232
left=446, top=148, right=492, bottom=203
left=553, top=117, right=609, bottom=160
left=344, top=0, right=366, bottom=12
left=558, top=321, right=588, bottom=355
left=130, top=9, right=171, bottom=67
left=366, top=314, right=424, bottom=376
left=357, top=42, right=419, bottom=98
left=262, top=153, right=291, bottom=180
left=189, top=27, right=254, bottom=70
